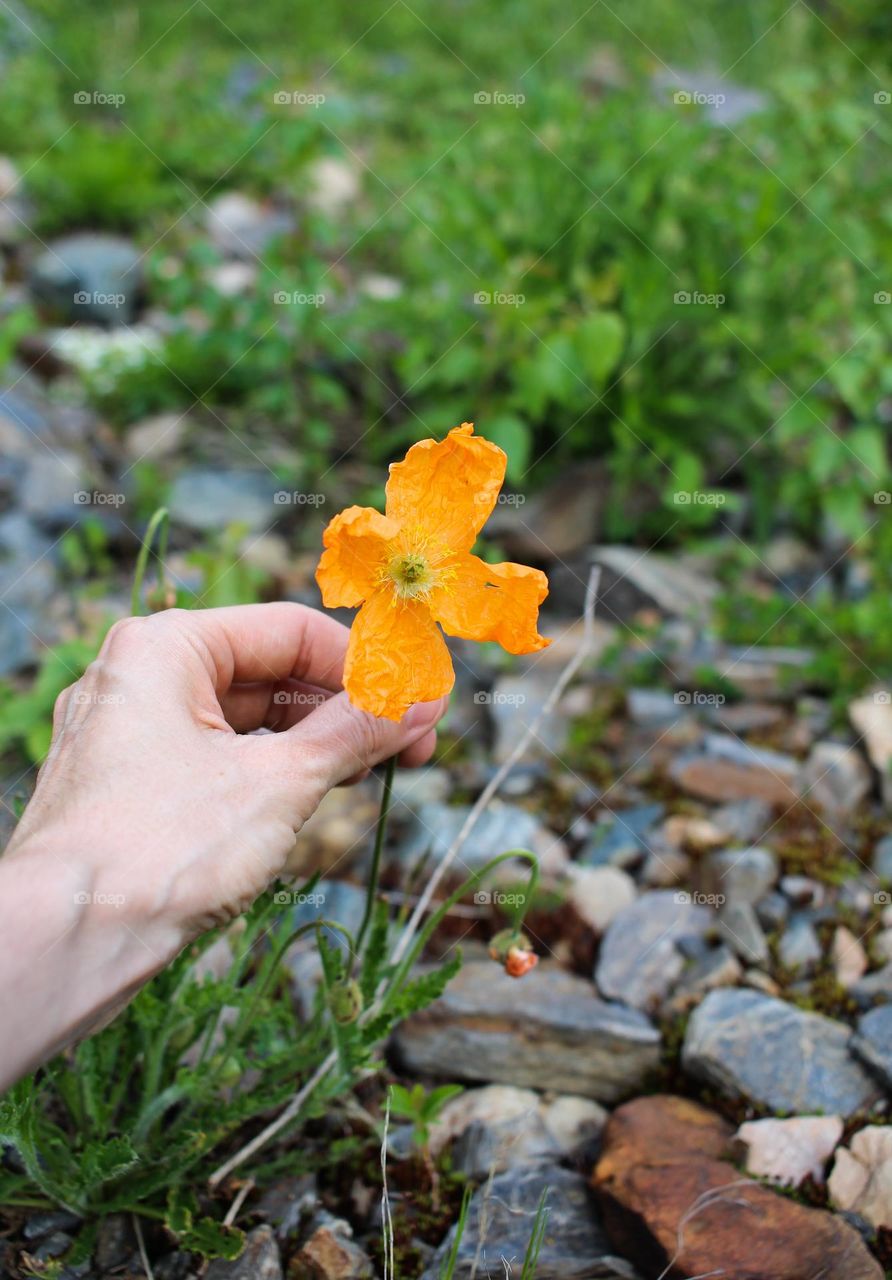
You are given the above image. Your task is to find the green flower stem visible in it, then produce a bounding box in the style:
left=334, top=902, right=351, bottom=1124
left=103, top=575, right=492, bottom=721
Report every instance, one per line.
left=355, top=755, right=396, bottom=958
left=131, top=506, right=171, bottom=616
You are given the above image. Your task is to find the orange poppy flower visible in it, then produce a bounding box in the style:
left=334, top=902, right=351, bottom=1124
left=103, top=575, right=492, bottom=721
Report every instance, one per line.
left=316, top=423, right=550, bottom=720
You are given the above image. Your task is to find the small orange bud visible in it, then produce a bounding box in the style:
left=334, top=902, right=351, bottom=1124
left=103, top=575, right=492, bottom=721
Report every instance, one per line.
left=504, top=945, right=538, bottom=978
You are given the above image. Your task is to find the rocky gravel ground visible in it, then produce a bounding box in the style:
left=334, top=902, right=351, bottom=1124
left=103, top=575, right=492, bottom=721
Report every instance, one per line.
left=3, top=162, right=892, bottom=1277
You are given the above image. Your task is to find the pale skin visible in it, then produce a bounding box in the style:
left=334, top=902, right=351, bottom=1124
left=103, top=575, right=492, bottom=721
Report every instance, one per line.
left=0, top=603, right=447, bottom=1093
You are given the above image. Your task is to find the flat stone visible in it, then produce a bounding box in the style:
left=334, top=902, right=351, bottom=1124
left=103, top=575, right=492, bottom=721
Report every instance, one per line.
left=595, top=890, right=712, bottom=1011
left=704, top=845, right=778, bottom=905
left=566, top=865, right=637, bottom=934
left=594, top=1095, right=881, bottom=1280
left=780, top=875, right=824, bottom=908
left=712, top=797, right=773, bottom=844
left=672, top=738, right=799, bottom=807
left=625, top=688, right=684, bottom=727
left=124, top=412, right=190, bottom=462
left=659, top=813, right=725, bottom=851
left=205, top=192, right=292, bottom=259
left=582, top=804, right=664, bottom=868
left=708, top=645, right=814, bottom=701
left=829, top=1127, right=892, bottom=1231
left=388, top=766, right=451, bottom=820
left=779, top=914, right=823, bottom=973
left=801, top=740, right=872, bottom=816
left=169, top=468, right=280, bottom=533
left=663, top=944, right=743, bottom=1015
left=718, top=900, right=769, bottom=966
left=682, top=988, right=880, bottom=1116
left=423, top=1165, right=639, bottom=1280
left=851, top=962, right=892, bottom=1007
left=391, top=961, right=661, bottom=1102
left=833, top=925, right=869, bottom=988
left=398, top=801, right=567, bottom=876
left=873, top=834, right=892, bottom=882
left=735, top=1115, right=844, bottom=1186
left=851, top=692, right=892, bottom=808
left=29, top=232, right=142, bottom=324
left=427, top=1084, right=606, bottom=1176
left=757, top=891, right=790, bottom=931
left=852, top=1004, right=892, bottom=1089
left=594, top=544, right=718, bottom=618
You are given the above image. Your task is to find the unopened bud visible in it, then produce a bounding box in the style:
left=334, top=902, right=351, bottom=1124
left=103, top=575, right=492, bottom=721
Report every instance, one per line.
left=329, top=977, right=363, bottom=1024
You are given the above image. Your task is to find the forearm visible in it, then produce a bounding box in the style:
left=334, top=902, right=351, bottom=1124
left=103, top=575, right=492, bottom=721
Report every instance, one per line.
left=0, top=837, right=180, bottom=1091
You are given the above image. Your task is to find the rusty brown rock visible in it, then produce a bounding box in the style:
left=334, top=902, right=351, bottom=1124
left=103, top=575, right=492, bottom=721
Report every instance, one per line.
left=672, top=756, right=797, bottom=806
left=592, top=1095, right=882, bottom=1280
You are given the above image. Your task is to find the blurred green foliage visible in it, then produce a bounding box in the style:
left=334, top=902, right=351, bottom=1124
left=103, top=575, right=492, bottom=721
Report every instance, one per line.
left=1, top=0, right=890, bottom=545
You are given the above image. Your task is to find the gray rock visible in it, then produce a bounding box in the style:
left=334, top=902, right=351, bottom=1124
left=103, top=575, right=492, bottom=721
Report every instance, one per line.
left=95, top=1214, right=135, bottom=1271
left=705, top=845, right=778, bottom=906
left=801, top=741, right=872, bottom=817
left=582, top=804, right=664, bottom=868
left=873, top=835, right=892, bottom=883
left=398, top=800, right=566, bottom=875
left=780, top=875, right=825, bottom=908
left=204, top=192, right=292, bottom=260
left=23, top=1210, right=82, bottom=1240
left=756, top=891, right=790, bottom=932
left=169, top=468, right=280, bottom=533
left=594, top=544, right=717, bottom=619
left=664, top=944, right=743, bottom=1014
left=389, top=765, right=451, bottom=819
left=0, top=604, right=40, bottom=675
left=391, top=961, right=661, bottom=1102
left=653, top=68, right=768, bottom=127
left=20, top=451, right=88, bottom=525
left=626, top=687, right=685, bottom=727
left=683, top=988, right=880, bottom=1116
left=718, top=901, right=769, bottom=966
left=422, top=1165, right=640, bottom=1280
left=712, top=798, right=773, bottom=845
left=490, top=669, right=567, bottom=765
left=29, top=232, right=142, bottom=324
left=153, top=1251, right=196, bottom=1280
left=703, top=732, right=799, bottom=777
left=595, top=889, right=712, bottom=1011
left=779, top=915, right=823, bottom=973
left=205, top=1226, right=281, bottom=1280
left=850, top=963, right=892, bottom=1007
left=852, top=1004, right=892, bottom=1089
left=254, top=1175, right=318, bottom=1242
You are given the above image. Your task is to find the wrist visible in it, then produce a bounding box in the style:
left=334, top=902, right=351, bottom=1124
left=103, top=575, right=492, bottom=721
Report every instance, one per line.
left=0, top=833, right=183, bottom=1088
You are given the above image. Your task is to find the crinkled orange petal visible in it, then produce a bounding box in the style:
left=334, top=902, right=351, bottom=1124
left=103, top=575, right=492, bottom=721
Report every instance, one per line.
left=429, top=554, right=550, bottom=654
left=384, top=423, right=506, bottom=555
left=315, top=505, right=400, bottom=608
left=344, top=588, right=455, bottom=720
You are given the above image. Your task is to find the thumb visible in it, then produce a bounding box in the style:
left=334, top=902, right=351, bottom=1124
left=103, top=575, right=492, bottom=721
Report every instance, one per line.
left=258, top=690, right=448, bottom=813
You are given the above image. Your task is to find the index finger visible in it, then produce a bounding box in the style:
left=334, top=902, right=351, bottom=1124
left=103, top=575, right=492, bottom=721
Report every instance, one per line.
left=128, top=602, right=351, bottom=692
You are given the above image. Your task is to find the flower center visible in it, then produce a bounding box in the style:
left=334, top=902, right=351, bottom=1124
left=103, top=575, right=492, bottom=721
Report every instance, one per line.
left=387, top=552, right=435, bottom=600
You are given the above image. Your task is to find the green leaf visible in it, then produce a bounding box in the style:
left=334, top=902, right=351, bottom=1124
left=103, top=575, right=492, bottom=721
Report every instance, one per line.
left=483, top=413, right=531, bottom=483
left=574, top=311, right=626, bottom=387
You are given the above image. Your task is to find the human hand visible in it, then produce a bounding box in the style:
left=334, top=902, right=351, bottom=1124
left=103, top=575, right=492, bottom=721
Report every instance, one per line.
left=0, top=603, right=446, bottom=1087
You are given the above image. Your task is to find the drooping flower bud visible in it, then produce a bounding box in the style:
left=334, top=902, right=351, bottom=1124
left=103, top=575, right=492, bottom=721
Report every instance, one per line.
left=329, top=977, right=363, bottom=1024
left=488, top=928, right=537, bottom=978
